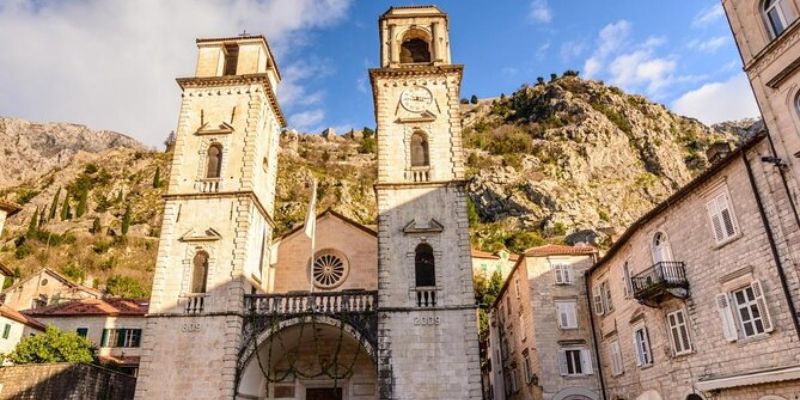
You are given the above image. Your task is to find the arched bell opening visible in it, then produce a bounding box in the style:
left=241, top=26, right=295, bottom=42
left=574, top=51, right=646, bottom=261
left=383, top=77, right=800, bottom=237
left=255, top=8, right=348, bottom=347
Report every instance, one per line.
left=238, top=316, right=377, bottom=400
left=399, top=29, right=432, bottom=64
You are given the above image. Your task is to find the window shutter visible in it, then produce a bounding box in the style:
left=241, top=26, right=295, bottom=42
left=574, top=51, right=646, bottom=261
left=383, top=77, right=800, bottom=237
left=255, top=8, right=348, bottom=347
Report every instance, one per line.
left=564, top=266, right=571, bottom=284
left=706, top=198, right=724, bottom=242
left=554, top=266, right=563, bottom=284
left=593, top=287, right=604, bottom=316
left=751, top=280, right=774, bottom=333
left=623, top=264, right=632, bottom=297
left=719, top=193, right=738, bottom=237
left=581, top=349, right=593, bottom=374
left=101, top=329, right=109, bottom=347
left=716, top=293, right=738, bottom=342
left=557, top=304, right=568, bottom=328
left=569, top=304, right=578, bottom=329
left=558, top=350, right=568, bottom=376
left=632, top=334, right=642, bottom=366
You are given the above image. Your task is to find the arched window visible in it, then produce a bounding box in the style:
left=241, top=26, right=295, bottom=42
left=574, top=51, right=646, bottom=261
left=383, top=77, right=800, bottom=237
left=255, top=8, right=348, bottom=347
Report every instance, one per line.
left=192, top=251, right=209, bottom=293
left=206, top=144, right=222, bottom=178
left=415, top=243, right=436, bottom=287
left=686, top=395, right=704, bottom=400
left=651, top=232, right=672, bottom=264
left=764, top=0, right=795, bottom=37
left=400, top=29, right=432, bottom=64
left=410, top=132, right=430, bottom=167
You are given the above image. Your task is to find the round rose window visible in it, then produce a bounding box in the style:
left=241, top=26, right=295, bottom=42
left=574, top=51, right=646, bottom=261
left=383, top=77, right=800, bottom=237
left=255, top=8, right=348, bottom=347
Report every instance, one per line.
left=311, top=250, right=349, bottom=289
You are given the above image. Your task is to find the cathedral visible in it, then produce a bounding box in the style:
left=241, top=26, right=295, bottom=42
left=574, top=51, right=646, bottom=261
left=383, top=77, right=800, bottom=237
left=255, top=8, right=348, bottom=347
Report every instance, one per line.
left=133, top=5, right=482, bottom=400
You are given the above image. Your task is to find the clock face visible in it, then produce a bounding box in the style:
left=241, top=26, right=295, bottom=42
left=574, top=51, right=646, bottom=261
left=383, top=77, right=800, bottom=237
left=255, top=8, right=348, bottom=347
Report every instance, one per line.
left=400, top=86, right=433, bottom=113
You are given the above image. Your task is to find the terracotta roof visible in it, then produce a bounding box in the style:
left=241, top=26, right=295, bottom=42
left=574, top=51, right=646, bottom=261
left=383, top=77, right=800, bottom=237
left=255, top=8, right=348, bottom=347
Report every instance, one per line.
left=588, top=132, right=768, bottom=275
left=0, top=199, right=22, bottom=216
left=471, top=249, right=520, bottom=261
left=0, top=304, right=45, bottom=331
left=24, top=298, right=148, bottom=318
left=523, top=244, right=597, bottom=257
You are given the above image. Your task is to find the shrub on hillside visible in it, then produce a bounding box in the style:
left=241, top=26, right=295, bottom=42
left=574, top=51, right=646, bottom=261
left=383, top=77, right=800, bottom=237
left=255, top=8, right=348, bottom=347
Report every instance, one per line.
left=106, top=275, right=148, bottom=298
left=6, top=326, right=95, bottom=364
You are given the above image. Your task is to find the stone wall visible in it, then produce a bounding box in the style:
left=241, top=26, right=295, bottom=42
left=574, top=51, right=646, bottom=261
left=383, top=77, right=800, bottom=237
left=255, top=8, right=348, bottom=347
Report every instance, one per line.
left=0, top=362, right=136, bottom=400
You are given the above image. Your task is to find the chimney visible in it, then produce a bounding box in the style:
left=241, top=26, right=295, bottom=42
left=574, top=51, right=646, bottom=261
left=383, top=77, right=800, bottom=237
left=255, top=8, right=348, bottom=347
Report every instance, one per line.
left=706, top=141, right=734, bottom=164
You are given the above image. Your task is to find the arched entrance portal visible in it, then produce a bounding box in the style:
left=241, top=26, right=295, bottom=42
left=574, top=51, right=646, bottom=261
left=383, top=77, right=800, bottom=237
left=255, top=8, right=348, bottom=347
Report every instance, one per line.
left=237, top=317, right=378, bottom=400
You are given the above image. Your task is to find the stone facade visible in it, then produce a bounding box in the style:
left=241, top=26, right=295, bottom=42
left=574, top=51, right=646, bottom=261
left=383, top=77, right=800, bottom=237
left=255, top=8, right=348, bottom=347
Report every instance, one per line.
left=487, top=245, right=600, bottom=400
left=1, top=268, right=101, bottom=311
left=0, top=362, right=136, bottom=400
left=134, top=34, right=284, bottom=400
left=587, top=134, right=800, bottom=400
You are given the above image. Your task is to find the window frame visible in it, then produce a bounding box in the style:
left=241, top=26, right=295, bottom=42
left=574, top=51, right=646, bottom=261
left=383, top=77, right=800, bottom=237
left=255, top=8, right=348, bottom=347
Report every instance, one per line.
left=76, top=327, right=89, bottom=338
left=554, top=263, right=572, bottom=285
left=522, top=350, right=534, bottom=384
left=2, top=323, right=10, bottom=339
left=705, top=188, right=740, bottom=245
left=609, top=339, right=624, bottom=376
left=559, top=347, right=593, bottom=376
left=731, top=281, right=773, bottom=338
left=633, top=324, right=653, bottom=367
left=764, top=0, right=792, bottom=38
left=622, top=262, right=633, bottom=298
left=556, top=300, right=579, bottom=330
left=666, top=309, right=693, bottom=356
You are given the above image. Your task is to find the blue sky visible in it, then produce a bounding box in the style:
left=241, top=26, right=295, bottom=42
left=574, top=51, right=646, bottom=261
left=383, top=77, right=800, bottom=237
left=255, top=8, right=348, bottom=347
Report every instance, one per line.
left=0, top=1, right=758, bottom=147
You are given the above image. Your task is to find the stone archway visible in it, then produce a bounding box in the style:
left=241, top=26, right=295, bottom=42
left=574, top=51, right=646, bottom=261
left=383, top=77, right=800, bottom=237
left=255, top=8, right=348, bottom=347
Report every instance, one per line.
left=237, top=316, right=378, bottom=400
left=552, top=387, right=600, bottom=400
left=635, top=390, right=663, bottom=400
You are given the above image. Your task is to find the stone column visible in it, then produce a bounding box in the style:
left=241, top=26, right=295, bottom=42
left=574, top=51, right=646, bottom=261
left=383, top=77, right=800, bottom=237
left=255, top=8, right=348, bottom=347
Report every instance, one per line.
left=431, top=22, right=441, bottom=62
left=388, top=24, right=398, bottom=65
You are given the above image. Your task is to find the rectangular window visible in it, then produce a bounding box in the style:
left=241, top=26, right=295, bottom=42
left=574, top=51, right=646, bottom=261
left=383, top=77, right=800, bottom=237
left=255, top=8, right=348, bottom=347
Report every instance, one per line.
left=76, top=328, right=88, bottom=338
left=2, top=324, right=10, bottom=339
left=519, top=313, right=526, bottom=340
left=102, top=328, right=143, bottom=348
left=559, top=348, right=593, bottom=376
left=509, top=366, right=519, bottom=392
left=666, top=309, right=692, bottom=355
left=514, top=278, right=520, bottom=299
left=633, top=325, right=653, bottom=367
left=223, top=44, right=239, bottom=76
left=523, top=351, right=534, bottom=384
left=592, top=285, right=605, bottom=316
left=556, top=301, right=578, bottom=329
left=554, top=263, right=571, bottom=285
left=609, top=339, right=624, bottom=376
left=602, top=281, right=613, bottom=312
left=622, top=262, right=633, bottom=298
left=732, top=282, right=773, bottom=338
left=706, top=190, right=739, bottom=244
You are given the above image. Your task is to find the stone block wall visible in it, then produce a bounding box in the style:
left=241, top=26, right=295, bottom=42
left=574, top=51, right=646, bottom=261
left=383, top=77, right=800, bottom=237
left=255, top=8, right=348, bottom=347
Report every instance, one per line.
left=0, top=362, right=136, bottom=400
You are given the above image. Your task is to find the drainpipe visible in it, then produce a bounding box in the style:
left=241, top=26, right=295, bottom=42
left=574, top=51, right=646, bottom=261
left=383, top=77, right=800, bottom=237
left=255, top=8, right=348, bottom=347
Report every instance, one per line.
left=585, top=253, right=607, bottom=400
left=765, top=133, right=800, bottom=232
left=743, top=151, right=800, bottom=340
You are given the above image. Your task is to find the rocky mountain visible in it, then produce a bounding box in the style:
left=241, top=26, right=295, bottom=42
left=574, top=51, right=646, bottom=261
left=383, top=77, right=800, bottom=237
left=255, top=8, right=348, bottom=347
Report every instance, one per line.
left=0, top=117, right=146, bottom=189
left=0, top=75, right=754, bottom=293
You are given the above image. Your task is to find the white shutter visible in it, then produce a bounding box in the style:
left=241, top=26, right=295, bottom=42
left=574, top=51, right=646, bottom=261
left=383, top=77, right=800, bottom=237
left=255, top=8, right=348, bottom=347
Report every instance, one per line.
left=610, top=340, right=623, bottom=375
left=558, top=350, right=568, bottom=376
left=633, top=333, right=642, bottom=366
left=751, top=280, right=774, bottom=333
left=581, top=349, right=593, bottom=374
left=623, top=263, right=632, bottom=297
left=716, top=293, right=738, bottom=342
left=719, top=192, right=738, bottom=237
left=564, top=266, right=571, bottom=284
left=706, top=198, right=724, bottom=242
left=568, top=303, right=578, bottom=329
left=593, top=287, right=605, bottom=316
left=557, top=304, right=568, bottom=328
left=554, top=265, right=563, bottom=284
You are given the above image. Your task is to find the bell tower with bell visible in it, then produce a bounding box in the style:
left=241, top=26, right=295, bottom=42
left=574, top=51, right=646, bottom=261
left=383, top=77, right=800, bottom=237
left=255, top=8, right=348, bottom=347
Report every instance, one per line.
left=369, top=6, right=482, bottom=399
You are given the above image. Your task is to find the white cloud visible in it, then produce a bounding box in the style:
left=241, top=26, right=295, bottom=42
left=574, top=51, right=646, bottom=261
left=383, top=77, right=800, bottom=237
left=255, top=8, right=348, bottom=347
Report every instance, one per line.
left=687, top=36, right=729, bottom=53
left=289, top=109, right=325, bottom=132
left=560, top=40, right=586, bottom=62
left=0, top=0, right=351, bottom=147
left=528, top=0, right=553, bottom=24
left=693, top=4, right=725, bottom=27
left=583, top=20, right=631, bottom=79
left=673, top=74, right=759, bottom=124
left=278, top=58, right=334, bottom=107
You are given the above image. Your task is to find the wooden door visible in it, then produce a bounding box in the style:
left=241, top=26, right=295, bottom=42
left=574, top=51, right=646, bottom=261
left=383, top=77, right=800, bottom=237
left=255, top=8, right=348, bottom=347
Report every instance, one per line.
left=306, top=387, right=343, bottom=400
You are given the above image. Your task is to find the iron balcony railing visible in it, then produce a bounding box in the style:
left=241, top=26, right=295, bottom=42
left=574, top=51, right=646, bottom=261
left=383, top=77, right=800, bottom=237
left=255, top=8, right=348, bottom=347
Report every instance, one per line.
left=631, top=261, right=689, bottom=300
left=244, top=290, right=377, bottom=315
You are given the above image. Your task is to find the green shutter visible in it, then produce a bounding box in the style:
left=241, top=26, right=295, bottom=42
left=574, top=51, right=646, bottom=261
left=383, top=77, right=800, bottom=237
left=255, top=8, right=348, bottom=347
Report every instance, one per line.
left=2, top=324, right=10, bottom=339
left=117, top=329, right=127, bottom=347
left=101, top=329, right=109, bottom=347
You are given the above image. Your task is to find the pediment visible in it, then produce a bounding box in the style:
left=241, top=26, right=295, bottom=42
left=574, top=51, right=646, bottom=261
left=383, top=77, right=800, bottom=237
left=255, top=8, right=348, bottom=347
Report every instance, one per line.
left=195, top=121, right=234, bottom=135
left=402, top=218, right=444, bottom=234
left=179, top=228, right=222, bottom=242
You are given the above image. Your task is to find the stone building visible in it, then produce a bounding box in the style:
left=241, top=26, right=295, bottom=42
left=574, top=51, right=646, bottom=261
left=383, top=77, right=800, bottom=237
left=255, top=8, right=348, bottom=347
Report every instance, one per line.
left=586, top=132, right=800, bottom=400
left=486, top=244, right=600, bottom=400
left=1, top=268, right=102, bottom=311
left=25, top=298, right=148, bottom=375
left=135, top=6, right=481, bottom=399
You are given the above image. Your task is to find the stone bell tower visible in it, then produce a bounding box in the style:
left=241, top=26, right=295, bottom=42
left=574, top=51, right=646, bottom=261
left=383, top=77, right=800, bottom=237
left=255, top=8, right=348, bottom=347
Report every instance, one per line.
left=369, top=6, right=482, bottom=399
left=135, top=35, right=284, bottom=400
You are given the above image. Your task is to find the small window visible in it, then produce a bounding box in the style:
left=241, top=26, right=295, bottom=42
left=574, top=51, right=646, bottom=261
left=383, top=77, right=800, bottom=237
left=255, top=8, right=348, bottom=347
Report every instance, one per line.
left=732, top=282, right=773, bottom=338
left=609, top=339, right=624, bottom=376
left=76, top=328, right=88, bottom=338
left=414, top=243, right=435, bottom=287
left=509, top=366, right=519, bottom=393
left=102, top=328, right=143, bottom=348
left=410, top=131, right=430, bottom=167
left=554, top=263, right=571, bottom=285
left=556, top=301, right=578, bottom=329
left=602, top=281, right=613, bottom=312
left=523, top=351, right=534, bottom=384
left=706, top=189, right=739, bottom=244
left=223, top=44, right=239, bottom=76
left=666, top=309, right=692, bottom=355
left=633, top=325, right=653, bottom=367
left=592, top=285, right=605, bottom=316
left=559, top=348, right=593, bottom=376
left=514, top=278, right=520, bottom=299
left=764, top=0, right=795, bottom=38
left=192, top=251, right=210, bottom=293
left=206, top=144, right=223, bottom=179
left=2, top=324, right=10, bottom=339
left=519, top=313, right=526, bottom=340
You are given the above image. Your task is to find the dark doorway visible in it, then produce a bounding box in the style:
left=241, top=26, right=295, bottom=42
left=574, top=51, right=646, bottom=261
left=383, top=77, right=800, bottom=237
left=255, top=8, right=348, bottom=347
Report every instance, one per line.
left=306, top=388, right=343, bottom=400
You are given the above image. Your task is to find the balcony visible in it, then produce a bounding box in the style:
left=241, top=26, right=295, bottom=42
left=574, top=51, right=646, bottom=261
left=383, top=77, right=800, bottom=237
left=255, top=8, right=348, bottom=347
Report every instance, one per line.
left=183, top=293, right=207, bottom=314
left=196, top=178, right=220, bottom=193
left=631, top=261, right=689, bottom=306
left=406, top=166, right=432, bottom=183
left=244, top=290, right=377, bottom=315
left=414, top=287, right=437, bottom=308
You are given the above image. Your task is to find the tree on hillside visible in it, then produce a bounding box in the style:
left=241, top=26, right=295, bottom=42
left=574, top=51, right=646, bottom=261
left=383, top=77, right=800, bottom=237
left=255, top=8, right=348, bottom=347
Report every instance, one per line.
left=60, top=190, right=70, bottom=220
left=76, top=189, right=88, bottom=218
left=474, top=270, right=504, bottom=336
left=362, top=127, right=374, bottom=138
left=470, top=94, right=478, bottom=104
left=6, top=326, right=94, bottom=364
left=90, top=217, right=102, bottom=235
left=115, top=190, right=123, bottom=204
left=121, top=205, right=131, bottom=235
left=152, top=166, right=161, bottom=188
left=106, top=275, right=148, bottom=298
left=48, top=188, right=61, bottom=220
left=536, top=76, right=545, bottom=85
left=27, top=207, right=39, bottom=236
